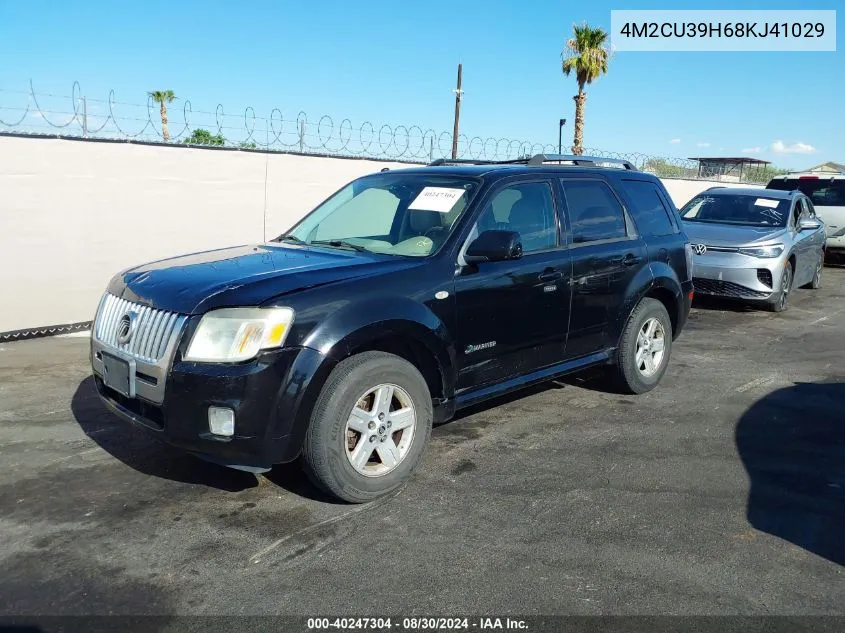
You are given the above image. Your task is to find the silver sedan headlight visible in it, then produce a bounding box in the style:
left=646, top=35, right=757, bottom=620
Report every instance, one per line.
left=738, top=244, right=784, bottom=258
left=184, top=307, right=295, bottom=362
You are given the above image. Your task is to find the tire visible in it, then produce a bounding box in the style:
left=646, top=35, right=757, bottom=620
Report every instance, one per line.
left=301, top=351, right=433, bottom=503
left=802, top=250, right=823, bottom=289
left=765, top=261, right=793, bottom=312
left=615, top=298, right=673, bottom=395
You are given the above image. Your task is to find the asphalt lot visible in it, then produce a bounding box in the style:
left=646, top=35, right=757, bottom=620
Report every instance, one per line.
left=0, top=270, right=843, bottom=618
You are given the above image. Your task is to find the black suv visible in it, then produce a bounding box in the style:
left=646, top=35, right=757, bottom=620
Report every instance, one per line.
left=90, top=154, right=694, bottom=502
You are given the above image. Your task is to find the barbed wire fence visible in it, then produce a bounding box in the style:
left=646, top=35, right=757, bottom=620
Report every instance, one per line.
left=0, top=81, right=779, bottom=183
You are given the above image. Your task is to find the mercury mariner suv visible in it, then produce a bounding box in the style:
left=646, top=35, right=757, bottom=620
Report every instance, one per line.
left=90, top=154, right=694, bottom=503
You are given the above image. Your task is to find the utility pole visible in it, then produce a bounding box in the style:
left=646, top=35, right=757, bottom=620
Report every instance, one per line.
left=558, top=119, right=566, bottom=155
left=451, top=63, right=463, bottom=160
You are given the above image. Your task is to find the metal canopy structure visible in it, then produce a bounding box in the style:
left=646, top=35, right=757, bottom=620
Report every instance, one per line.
left=688, top=156, right=771, bottom=182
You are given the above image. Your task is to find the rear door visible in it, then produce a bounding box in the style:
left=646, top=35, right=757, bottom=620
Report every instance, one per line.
left=617, top=177, right=686, bottom=277
left=559, top=176, right=649, bottom=359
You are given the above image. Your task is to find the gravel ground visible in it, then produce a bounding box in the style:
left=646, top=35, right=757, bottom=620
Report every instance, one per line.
left=0, top=270, right=842, bottom=621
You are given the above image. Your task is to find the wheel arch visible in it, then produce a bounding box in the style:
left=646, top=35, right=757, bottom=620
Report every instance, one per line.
left=324, top=320, right=453, bottom=403
left=282, top=299, right=456, bottom=461
left=614, top=267, right=683, bottom=346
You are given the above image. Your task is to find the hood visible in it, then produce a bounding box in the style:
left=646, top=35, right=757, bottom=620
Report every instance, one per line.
left=682, top=222, right=787, bottom=247
left=109, top=243, right=418, bottom=314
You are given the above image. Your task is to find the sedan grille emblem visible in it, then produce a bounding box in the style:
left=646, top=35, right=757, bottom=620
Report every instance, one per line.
left=116, top=312, right=136, bottom=345
left=692, top=243, right=707, bottom=255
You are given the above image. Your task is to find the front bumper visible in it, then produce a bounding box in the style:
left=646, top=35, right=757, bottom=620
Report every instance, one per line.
left=93, top=345, right=332, bottom=469
left=691, top=251, right=782, bottom=301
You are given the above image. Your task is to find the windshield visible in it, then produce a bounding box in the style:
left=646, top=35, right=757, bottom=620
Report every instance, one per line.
left=280, top=173, right=480, bottom=257
left=679, top=194, right=789, bottom=227
left=766, top=178, right=845, bottom=207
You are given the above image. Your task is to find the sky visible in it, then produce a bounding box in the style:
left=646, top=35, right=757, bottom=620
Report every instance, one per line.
left=0, top=0, right=842, bottom=169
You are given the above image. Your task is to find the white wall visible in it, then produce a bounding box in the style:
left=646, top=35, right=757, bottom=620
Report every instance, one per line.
left=0, top=136, right=753, bottom=333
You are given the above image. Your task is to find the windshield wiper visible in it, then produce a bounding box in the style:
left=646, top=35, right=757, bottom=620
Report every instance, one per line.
left=273, top=234, right=307, bottom=245
left=310, top=239, right=369, bottom=253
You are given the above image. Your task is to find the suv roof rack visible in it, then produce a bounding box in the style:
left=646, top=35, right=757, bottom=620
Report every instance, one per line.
left=427, top=154, right=639, bottom=170
left=777, top=171, right=844, bottom=179
left=426, top=157, right=530, bottom=166
left=526, top=154, right=638, bottom=170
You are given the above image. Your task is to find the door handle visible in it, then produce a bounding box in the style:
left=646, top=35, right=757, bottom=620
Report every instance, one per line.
left=621, top=253, right=642, bottom=267
left=539, top=271, right=563, bottom=282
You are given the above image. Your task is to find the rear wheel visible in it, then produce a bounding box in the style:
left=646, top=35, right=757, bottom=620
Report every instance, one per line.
left=301, top=351, right=432, bottom=503
left=766, top=262, right=793, bottom=312
left=615, top=298, right=673, bottom=394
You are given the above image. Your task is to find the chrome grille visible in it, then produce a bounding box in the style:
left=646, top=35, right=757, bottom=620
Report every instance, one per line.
left=94, top=293, right=187, bottom=362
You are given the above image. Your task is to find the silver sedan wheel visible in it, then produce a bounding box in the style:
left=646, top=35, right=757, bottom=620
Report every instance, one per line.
left=635, top=317, right=666, bottom=377
left=344, top=383, right=416, bottom=478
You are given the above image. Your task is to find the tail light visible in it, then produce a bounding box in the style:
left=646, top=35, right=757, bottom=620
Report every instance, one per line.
left=684, top=243, right=694, bottom=281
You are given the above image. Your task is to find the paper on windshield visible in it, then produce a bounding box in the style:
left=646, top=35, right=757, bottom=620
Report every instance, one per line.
left=754, top=198, right=780, bottom=209
left=409, top=187, right=465, bottom=212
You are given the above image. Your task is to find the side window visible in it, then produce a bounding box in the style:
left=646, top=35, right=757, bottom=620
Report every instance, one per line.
left=561, top=180, right=628, bottom=244
left=806, top=198, right=817, bottom=217
left=472, top=182, right=557, bottom=253
left=621, top=180, right=677, bottom=236
left=792, top=198, right=806, bottom=227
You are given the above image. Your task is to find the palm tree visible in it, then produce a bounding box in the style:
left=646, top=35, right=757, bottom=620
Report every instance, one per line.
left=562, top=23, right=610, bottom=155
left=149, top=90, right=176, bottom=142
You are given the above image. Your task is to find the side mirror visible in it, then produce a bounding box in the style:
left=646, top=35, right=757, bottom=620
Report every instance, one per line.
left=464, top=230, right=522, bottom=264
left=799, top=217, right=822, bottom=232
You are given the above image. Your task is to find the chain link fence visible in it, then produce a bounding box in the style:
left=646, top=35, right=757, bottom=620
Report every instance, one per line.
left=0, top=81, right=782, bottom=183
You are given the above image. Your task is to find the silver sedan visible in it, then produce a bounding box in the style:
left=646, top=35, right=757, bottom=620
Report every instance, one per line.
left=679, top=187, right=826, bottom=312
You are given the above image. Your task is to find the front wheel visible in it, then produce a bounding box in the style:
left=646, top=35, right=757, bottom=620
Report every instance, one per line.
left=301, top=351, right=433, bottom=503
left=615, top=298, right=673, bottom=394
left=766, top=262, right=793, bottom=312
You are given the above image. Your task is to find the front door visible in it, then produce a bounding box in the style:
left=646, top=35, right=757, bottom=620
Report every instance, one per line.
left=559, top=177, right=649, bottom=359
left=791, top=197, right=819, bottom=285
left=454, top=179, right=572, bottom=391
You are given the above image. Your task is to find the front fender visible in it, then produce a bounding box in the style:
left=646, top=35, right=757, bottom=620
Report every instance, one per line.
left=278, top=297, right=456, bottom=459
left=301, top=296, right=454, bottom=375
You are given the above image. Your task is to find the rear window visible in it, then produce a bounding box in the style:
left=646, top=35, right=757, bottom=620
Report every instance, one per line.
left=766, top=178, right=845, bottom=207
left=622, top=180, right=677, bottom=236
left=561, top=180, right=628, bottom=244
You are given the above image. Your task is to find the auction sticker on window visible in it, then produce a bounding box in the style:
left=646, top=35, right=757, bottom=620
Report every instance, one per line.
left=409, top=187, right=465, bottom=212
left=754, top=198, right=780, bottom=208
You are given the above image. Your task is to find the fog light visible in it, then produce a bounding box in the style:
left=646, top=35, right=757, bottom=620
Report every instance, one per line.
left=208, top=407, right=235, bottom=437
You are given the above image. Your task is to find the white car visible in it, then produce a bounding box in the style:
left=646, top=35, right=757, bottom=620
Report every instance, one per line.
left=766, top=172, right=845, bottom=262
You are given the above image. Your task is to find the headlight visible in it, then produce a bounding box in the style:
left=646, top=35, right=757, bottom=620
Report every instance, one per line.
left=184, top=307, right=295, bottom=362
left=738, top=244, right=784, bottom=258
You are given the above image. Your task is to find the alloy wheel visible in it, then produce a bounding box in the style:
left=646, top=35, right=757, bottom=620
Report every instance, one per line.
left=635, top=317, right=666, bottom=377
left=344, top=383, right=416, bottom=477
